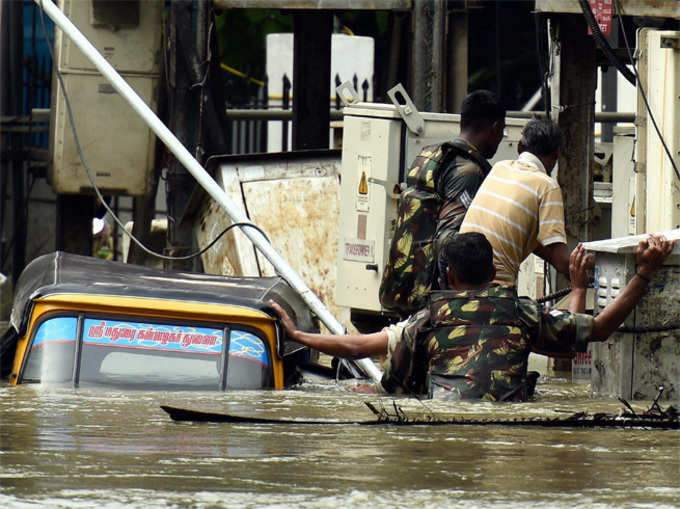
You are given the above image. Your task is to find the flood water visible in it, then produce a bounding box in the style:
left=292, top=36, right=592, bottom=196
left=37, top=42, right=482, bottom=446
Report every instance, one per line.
left=1, top=378, right=678, bottom=508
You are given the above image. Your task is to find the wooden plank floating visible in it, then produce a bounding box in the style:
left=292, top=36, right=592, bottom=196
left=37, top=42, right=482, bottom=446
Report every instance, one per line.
left=160, top=401, right=679, bottom=429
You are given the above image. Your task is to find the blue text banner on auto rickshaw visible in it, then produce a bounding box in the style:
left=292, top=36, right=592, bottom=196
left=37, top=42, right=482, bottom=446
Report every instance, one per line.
left=33, top=317, right=78, bottom=346
left=78, top=318, right=268, bottom=366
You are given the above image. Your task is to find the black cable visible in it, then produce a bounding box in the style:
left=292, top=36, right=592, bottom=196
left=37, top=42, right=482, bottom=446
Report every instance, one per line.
left=37, top=1, right=271, bottom=263
left=578, top=0, right=636, bottom=85
left=536, top=286, right=572, bottom=304
left=534, top=11, right=550, bottom=117
left=614, top=0, right=680, bottom=183
left=618, top=324, right=680, bottom=334
left=176, top=221, right=271, bottom=260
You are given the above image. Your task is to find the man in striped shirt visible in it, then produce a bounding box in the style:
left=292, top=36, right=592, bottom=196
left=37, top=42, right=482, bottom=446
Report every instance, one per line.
left=459, top=119, right=570, bottom=286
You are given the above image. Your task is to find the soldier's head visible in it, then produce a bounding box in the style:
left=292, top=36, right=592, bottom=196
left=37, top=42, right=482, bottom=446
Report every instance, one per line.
left=518, top=118, right=561, bottom=172
left=441, top=232, right=495, bottom=289
left=460, top=90, right=506, bottom=159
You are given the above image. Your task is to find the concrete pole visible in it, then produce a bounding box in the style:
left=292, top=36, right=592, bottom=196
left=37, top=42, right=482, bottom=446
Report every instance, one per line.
left=431, top=0, right=446, bottom=112
left=411, top=0, right=427, bottom=110
left=549, top=14, right=596, bottom=243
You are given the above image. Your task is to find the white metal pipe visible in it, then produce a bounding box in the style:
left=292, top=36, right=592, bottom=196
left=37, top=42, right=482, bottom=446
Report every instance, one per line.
left=36, top=0, right=382, bottom=382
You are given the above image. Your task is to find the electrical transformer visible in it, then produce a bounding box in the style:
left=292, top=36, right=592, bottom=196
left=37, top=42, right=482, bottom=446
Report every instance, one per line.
left=334, top=92, right=526, bottom=317
left=584, top=231, right=680, bottom=401
left=49, top=0, right=161, bottom=196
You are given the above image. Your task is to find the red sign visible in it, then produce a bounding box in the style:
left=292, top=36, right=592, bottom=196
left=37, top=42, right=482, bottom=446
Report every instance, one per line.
left=588, top=0, right=613, bottom=36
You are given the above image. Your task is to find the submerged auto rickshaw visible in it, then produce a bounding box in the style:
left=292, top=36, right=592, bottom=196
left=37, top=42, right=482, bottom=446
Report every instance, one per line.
left=0, top=252, right=319, bottom=390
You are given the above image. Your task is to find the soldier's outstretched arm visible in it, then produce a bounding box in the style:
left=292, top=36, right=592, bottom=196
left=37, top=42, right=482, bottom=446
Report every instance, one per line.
left=590, top=234, right=674, bottom=341
left=268, top=300, right=388, bottom=359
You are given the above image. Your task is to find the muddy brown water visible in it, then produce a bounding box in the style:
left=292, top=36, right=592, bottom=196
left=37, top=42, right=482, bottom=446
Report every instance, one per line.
left=1, top=378, right=678, bottom=508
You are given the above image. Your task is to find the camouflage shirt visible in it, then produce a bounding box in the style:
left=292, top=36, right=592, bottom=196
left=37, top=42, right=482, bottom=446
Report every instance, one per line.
left=380, top=285, right=593, bottom=401
left=434, top=137, right=491, bottom=237
left=378, top=139, right=491, bottom=316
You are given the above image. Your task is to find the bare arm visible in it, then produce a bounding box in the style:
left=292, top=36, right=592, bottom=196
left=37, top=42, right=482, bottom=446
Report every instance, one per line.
left=534, top=242, right=570, bottom=275
left=268, top=300, right=388, bottom=359
left=590, top=234, right=674, bottom=341
left=568, top=243, right=595, bottom=313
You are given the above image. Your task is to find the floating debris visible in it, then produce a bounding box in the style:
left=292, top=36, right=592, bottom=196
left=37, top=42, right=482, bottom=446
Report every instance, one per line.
left=161, top=386, right=679, bottom=430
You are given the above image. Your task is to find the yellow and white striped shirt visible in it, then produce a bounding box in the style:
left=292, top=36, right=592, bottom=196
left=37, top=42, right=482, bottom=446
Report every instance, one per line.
left=459, top=151, right=566, bottom=286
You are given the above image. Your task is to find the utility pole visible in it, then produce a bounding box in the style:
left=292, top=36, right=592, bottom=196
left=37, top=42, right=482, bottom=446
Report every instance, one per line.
left=291, top=10, right=333, bottom=150
left=1, top=1, right=29, bottom=281
left=160, top=0, right=230, bottom=269
left=164, top=0, right=201, bottom=269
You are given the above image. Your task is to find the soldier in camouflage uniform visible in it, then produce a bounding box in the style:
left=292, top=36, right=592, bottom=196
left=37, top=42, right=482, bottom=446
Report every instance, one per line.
left=380, top=279, right=592, bottom=401
left=270, top=233, right=674, bottom=401
left=380, top=233, right=591, bottom=401
left=379, top=91, right=506, bottom=316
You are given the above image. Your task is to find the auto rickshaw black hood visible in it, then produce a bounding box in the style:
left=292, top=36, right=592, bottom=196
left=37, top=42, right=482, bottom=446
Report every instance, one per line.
left=10, top=251, right=317, bottom=340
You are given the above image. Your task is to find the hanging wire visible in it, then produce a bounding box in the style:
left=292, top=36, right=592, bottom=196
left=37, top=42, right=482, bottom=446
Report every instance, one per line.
left=578, top=0, right=636, bottom=85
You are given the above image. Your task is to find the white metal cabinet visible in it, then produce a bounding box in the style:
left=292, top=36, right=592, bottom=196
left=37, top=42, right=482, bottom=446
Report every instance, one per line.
left=584, top=231, right=680, bottom=401
left=335, top=103, right=526, bottom=313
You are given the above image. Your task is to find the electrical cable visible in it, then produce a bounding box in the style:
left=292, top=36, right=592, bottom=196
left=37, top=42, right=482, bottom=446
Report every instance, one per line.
left=578, top=0, right=636, bottom=86
left=536, top=285, right=573, bottom=304
left=618, top=324, right=680, bottom=334
left=38, top=1, right=270, bottom=262
left=614, top=0, right=680, bottom=183
left=534, top=11, right=551, bottom=117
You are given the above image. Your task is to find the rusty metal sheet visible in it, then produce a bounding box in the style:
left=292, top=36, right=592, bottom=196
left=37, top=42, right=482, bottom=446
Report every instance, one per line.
left=535, top=0, right=679, bottom=19
left=193, top=153, right=358, bottom=333
left=242, top=167, right=354, bottom=333
left=214, top=0, right=411, bottom=10
left=194, top=167, right=255, bottom=277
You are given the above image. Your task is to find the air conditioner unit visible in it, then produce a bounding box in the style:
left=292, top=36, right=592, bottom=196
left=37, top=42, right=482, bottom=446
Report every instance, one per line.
left=48, top=0, right=161, bottom=196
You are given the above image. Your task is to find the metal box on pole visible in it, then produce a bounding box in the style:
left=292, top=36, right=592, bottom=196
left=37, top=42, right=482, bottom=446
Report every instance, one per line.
left=584, top=231, right=680, bottom=401
left=639, top=29, right=680, bottom=233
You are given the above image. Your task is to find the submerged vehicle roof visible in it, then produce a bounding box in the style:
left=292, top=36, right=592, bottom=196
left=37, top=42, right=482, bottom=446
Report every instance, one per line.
left=10, top=251, right=316, bottom=338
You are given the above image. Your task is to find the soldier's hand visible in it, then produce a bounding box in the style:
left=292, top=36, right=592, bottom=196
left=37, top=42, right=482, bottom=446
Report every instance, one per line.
left=268, top=300, right=299, bottom=339
left=635, top=234, right=675, bottom=280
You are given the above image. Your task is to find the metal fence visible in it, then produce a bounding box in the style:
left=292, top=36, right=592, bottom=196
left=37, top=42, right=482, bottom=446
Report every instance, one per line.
left=227, top=72, right=372, bottom=155
left=228, top=77, right=270, bottom=154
